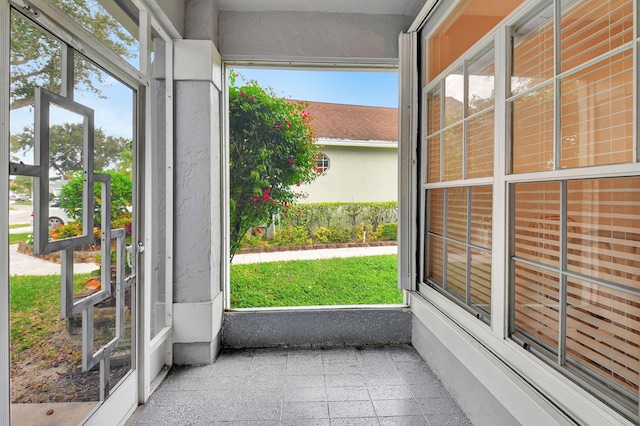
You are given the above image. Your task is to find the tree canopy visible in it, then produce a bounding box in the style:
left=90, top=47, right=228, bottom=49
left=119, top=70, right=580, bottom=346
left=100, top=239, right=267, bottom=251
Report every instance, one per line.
left=10, top=0, right=135, bottom=111
left=11, top=123, right=131, bottom=179
left=229, top=74, right=320, bottom=260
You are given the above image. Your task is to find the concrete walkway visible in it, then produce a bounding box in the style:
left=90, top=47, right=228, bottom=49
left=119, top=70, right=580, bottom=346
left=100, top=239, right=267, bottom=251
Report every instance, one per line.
left=8, top=243, right=397, bottom=276
left=233, top=245, right=397, bottom=264
left=9, top=244, right=99, bottom=276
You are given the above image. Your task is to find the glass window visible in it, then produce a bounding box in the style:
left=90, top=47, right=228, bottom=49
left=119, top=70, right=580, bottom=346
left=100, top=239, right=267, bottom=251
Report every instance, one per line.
left=511, top=177, right=640, bottom=418
left=315, top=153, right=329, bottom=173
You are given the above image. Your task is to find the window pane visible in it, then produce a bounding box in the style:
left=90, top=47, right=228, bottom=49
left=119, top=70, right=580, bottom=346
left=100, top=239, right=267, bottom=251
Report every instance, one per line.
left=514, top=261, right=560, bottom=350
left=560, top=51, right=633, bottom=169
left=512, top=84, right=554, bottom=173
left=10, top=12, right=63, bottom=166
left=467, top=47, right=495, bottom=116
left=467, top=110, right=494, bottom=178
left=511, top=4, right=554, bottom=95
left=427, top=86, right=441, bottom=135
left=471, top=185, right=492, bottom=249
left=567, top=178, right=640, bottom=290
left=470, top=248, right=491, bottom=312
left=514, top=182, right=561, bottom=268
left=54, top=0, right=140, bottom=69
left=426, top=135, right=441, bottom=183
left=446, top=240, right=467, bottom=301
left=444, top=69, right=464, bottom=127
left=566, top=277, right=639, bottom=400
left=428, top=0, right=524, bottom=81
left=561, top=0, right=633, bottom=72
left=447, top=187, right=468, bottom=242
left=444, top=124, right=463, bottom=181
left=428, top=235, right=445, bottom=285
left=428, top=189, right=445, bottom=236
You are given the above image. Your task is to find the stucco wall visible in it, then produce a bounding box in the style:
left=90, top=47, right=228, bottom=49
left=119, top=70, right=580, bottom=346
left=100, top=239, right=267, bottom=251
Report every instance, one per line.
left=219, top=11, right=413, bottom=63
left=300, top=145, right=398, bottom=203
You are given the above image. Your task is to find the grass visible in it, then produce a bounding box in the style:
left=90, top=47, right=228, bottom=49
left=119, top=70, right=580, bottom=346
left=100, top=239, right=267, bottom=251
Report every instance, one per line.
left=230, top=255, right=401, bottom=308
left=9, top=233, right=30, bottom=245
left=12, top=200, right=32, bottom=206
left=10, top=274, right=90, bottom=356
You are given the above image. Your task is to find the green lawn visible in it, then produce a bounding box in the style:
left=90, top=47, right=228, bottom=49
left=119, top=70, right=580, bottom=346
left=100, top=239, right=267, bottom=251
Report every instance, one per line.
left=10, top=274, right=90, bottom=355
left=9, top=233, right=30, bottom=245
left=230, top=255, right=401, bottom=308
left=9, top=223, right=30, bottom=229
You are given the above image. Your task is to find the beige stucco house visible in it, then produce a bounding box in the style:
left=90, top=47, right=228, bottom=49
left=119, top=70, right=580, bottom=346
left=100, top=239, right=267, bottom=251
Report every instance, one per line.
left=300, top=101, right=398, bottom=203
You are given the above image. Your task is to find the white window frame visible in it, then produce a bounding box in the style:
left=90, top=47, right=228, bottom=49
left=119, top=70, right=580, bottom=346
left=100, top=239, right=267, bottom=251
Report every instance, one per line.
left=409, top=0, right=640, bottom=424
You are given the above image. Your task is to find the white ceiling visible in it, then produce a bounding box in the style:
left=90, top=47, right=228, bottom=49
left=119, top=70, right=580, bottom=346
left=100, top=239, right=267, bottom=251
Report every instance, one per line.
left=215, top=0, right=425, bottom=16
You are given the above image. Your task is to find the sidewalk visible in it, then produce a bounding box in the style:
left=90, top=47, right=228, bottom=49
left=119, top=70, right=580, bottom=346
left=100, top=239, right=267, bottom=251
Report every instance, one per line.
left=9, top=243, right=397, bottom=276
left=9, top=244, right=99, bottom=276
left=232, top=245, right=397, bottom=264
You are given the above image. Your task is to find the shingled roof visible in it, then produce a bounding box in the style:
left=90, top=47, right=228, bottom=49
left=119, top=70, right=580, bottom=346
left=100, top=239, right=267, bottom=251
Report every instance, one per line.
left=299, top=101, right=398, bottom=142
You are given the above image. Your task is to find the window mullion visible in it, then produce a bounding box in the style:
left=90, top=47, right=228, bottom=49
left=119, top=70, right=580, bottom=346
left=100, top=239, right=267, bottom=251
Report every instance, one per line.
left=558, top=181, right=568, bottom=367
left=466, top=187, right=472, bottom=305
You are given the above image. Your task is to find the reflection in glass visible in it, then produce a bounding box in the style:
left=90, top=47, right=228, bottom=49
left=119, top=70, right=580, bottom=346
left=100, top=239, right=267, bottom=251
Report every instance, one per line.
left=444, top=124, right=463, bottom=181
left=447, top=187, right=468, bottom=243
left=54, top=0, right=140, bottom=69
left=560, top=51, right=633, bottom=169
left=426, top=135, right=441, bottom=183
left=514, top=182, right=561, bottom=268
left=511, top=4, right=554, bottom=96
left=467, top=47, right=495, bottom=116
left=511, top=84, right=554, bottom=173
left=467, top=111, right=494, bottom=179
left=444, top=69, right=463, bottom=127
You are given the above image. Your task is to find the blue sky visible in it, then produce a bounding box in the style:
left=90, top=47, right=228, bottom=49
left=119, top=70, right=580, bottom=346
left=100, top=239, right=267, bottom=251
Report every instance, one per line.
left=233, top=68, right=399, bottom=108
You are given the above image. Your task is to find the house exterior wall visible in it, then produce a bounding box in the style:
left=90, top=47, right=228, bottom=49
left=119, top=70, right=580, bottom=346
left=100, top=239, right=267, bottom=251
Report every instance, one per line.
left=300, top=144, right=398, bottom=203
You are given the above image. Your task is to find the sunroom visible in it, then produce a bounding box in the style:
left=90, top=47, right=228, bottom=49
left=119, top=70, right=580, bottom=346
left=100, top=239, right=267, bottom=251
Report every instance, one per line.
left=1, top=0, right=638, bottom=425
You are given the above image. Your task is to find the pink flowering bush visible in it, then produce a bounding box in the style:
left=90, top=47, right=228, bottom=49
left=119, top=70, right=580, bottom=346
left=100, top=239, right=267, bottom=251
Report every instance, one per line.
left=229, top=72, right=319, bottom=260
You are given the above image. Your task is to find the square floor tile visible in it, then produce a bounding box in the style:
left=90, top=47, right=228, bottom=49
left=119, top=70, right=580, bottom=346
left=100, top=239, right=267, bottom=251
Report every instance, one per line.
left=330, top=418, right=380, bottom=425
left=235, top=402, right=281, bottom=421
left=286, top=374, right=326, bottom=388
left=285, top=387, right=328, bottom=402
left=372, top=399, right=423, bottom=417
left=326, top=387, right=370, bottom=402
left=325, top=374, right=366, bottom=388
left=367, top=385, right=414, bottom=400
left=328, top=401, right=377, bottom=418
left=282, top=402, right=330, bottom=419
left=378, top=416, right=430, bottom=425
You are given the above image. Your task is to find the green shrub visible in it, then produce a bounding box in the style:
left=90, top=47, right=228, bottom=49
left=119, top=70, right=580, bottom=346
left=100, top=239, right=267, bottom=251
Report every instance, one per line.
left=379, top=222, right=398, bottom=240
left=240, top=231, right=269, bottom=249
left=272, top=226, right=312, bottom=246
left=313, top=226, right=352, bottom=244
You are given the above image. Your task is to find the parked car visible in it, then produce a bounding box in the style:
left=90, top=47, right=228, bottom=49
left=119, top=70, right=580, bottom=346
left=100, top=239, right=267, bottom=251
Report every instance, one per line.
left=10, top=194, right=30, bottom=202
left=49, top=198, right=61, bottom=207
left=30, top=207, right=74, bottom=229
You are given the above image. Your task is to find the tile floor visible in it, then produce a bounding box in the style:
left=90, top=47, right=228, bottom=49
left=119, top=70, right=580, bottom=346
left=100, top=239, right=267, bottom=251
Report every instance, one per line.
left=133, top=345, right=473, bottom=425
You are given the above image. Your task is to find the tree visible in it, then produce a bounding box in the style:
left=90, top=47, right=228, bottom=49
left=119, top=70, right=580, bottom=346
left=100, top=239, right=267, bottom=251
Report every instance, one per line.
left=11, top=124, right=131, bottom=179
left=10, top=0, right=135, bottom=111
left=229, top=74, right=320, bottom=260
left=60, top=170, right=132, bottom=226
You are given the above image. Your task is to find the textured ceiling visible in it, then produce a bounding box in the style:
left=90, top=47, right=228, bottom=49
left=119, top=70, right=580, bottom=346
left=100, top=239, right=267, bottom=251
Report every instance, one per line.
left=215, top=0, right=425, bottom=16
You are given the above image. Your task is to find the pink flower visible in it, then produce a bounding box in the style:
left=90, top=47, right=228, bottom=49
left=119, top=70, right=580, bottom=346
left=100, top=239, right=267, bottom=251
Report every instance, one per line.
left=263, top=194, right=271, bottom=201
left=264, top=188, right=271, bottom=195
left=285, top=121, right=292, bottom=127
left=285, top=205, right=291, bottom=209
left=287, top=157, right=294, bottom=163
left=275, top=124, right=281, bottom=129
left=252, top=196, right=259, bottom=202
left=296, top=183, right=301, bottom=187
left=250, top=96, right=255, bottom=101
left=240, top=91, right=246, bottom=98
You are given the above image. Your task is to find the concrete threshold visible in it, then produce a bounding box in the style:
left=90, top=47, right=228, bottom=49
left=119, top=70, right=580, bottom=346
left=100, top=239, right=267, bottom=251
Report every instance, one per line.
left=223, top=306, right=412, bottom=348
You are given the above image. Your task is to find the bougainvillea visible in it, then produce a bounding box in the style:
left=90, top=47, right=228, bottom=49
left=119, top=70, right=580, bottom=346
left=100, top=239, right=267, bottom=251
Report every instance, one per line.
left=229, top=72, right=319, bottom=260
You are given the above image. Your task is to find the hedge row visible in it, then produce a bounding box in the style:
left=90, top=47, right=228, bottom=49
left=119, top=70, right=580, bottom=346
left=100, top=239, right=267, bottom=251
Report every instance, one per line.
left=242, top=201, right=398, bottom=248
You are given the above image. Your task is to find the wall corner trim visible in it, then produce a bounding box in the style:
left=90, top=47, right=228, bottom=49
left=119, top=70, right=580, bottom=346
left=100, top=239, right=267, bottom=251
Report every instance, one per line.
left=174, top=39, right=222, bottom=89
left=173, top=293, right=224, bottom=343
